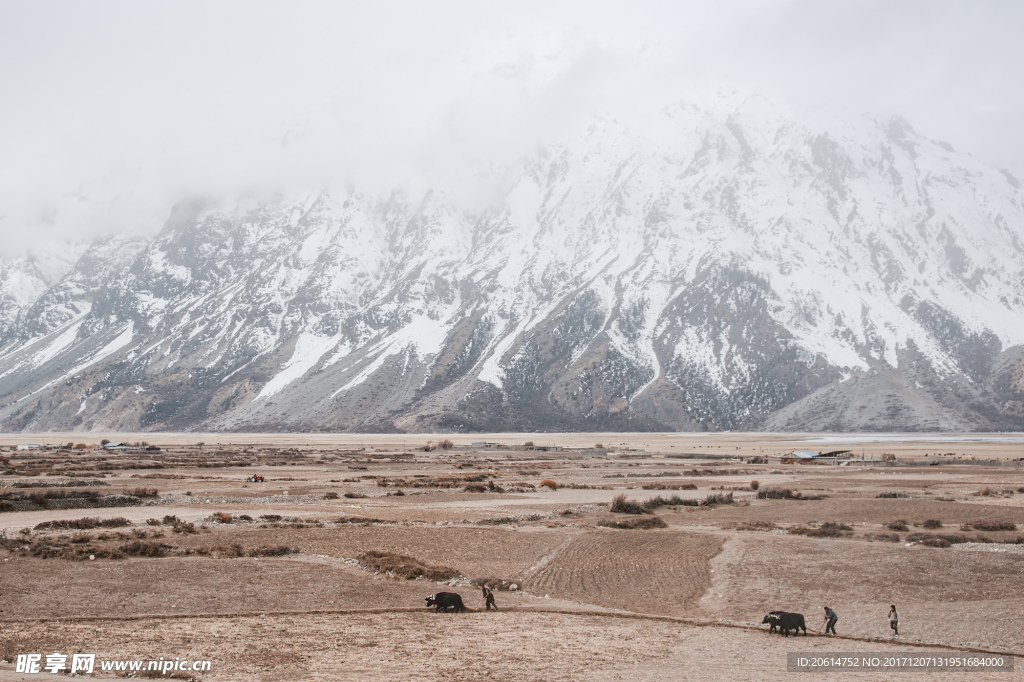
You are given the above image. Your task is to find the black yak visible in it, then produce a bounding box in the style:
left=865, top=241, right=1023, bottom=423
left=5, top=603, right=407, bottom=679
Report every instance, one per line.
left=425, top=592, right=466, bottom=613
left=762, top=611, right=806, bottom=636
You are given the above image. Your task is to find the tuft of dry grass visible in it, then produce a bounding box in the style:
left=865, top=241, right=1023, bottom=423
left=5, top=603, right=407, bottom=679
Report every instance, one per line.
left=887, top=520, right=909, bottom=531
left=539, top=479, right=558, bottom=490
left=610, top=493, right=650, bottom=515
left=598, top=516, right=667, bottom=530
left=922, top=519, right=943, bottom=529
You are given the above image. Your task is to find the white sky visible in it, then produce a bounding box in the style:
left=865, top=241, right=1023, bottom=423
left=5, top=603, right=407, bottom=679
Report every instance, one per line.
left=0, top=0, right=1021, bottom=257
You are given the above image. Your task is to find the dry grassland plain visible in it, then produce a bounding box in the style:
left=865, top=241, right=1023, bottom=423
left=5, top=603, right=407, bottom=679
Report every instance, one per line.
left=1, top=432, right=1023, bottom=680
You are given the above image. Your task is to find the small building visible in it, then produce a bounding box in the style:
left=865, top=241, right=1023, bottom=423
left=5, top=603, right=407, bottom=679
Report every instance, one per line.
left=16, top=444, right=42, bottom=450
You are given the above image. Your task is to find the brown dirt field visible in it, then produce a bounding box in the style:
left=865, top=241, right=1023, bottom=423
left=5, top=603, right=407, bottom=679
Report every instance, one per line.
left=2, top=612, right=1020, bottom=681
left=671, top=497, right=1024, bottom=527
left=168, top=524, right=569, bottom=580
left=700, top=533, right=1024, bottom=650
left=0, top=556, right=487, bottom=620
left=525, top=530, right=721, bottom=615
left=4, top=434, right=1024, bottom=679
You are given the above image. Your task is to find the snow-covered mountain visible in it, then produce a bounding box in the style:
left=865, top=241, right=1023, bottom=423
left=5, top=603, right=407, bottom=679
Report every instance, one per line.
left=2, top=96, right=1023, bottom=433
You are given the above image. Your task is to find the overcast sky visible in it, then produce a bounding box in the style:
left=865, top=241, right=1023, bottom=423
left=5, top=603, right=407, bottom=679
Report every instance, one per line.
left=0, top=0, right=1021, bottom=257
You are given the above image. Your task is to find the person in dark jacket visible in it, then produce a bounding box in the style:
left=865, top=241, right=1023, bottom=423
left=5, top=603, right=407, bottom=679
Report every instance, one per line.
left=822, top=606, right=838, bottom=635
left=888, top=605, right=899, bottom=636
left=480, top=584, right=496, bottom=611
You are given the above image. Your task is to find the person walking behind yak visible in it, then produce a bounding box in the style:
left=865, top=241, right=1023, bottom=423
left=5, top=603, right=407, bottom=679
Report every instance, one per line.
left=888, top=605, right=899, bottom=636
left=480, top=584, right=496, bottom=611
left=822, top=606, right=838, bottom=635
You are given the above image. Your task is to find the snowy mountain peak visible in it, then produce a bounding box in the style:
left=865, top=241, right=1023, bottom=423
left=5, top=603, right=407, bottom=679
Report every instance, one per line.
left=1, top=98, right=1023, bottom=432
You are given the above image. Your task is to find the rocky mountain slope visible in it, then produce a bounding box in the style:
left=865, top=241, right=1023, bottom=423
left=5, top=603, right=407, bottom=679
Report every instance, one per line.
left=1, top=96, right=1023, bottom=433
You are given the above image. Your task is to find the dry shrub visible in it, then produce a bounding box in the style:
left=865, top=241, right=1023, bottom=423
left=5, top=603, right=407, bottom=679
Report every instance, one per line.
left=146, top=518, right=162, bottom=526
left=641, top=482, right=697, bottom=490
left=973, top=521, right=1017, bottom=531
left=259, top=514, right=283, bottom=522
left=610, top=493, right=650, bottom=515
left=906, top=532, right=960, bottom=547
left=877, top=491, right=909, bottom=498
left=750, top=479, right=760, bottom=491
left=758, top=487, right=798, bottom=500
left=343, top=492, right=367, bottom=499
left=358, top=550, right=459, bottom=581
left=977, top=486, right=993, bottom=496
left=172, top=521, right=197, bottom=534
left=789, top=522, right=853, bottom=538
left=922, top=519, right=943, bottom=529
left=211, top=544, right=247, bottom=558
left=524, top=441, right=534, bottom=447
left=212, top=512, right=234, bottom=524
left=26, top=539, right=126, bottom=560
left=887, top=520, right=909, bottom=531
left=642, top=494, right=696, bottom=510
left=34, top=517, right=131, bottom=531
left=324, top=492, right=339, bottom=500
left=466, top=481, right=506, bottom=493
left=336, top=516, right=392, bottom=525
left=868, top=532, right=901, bottom=542
left=249, top=545, right=298, bottom=557
left=438, top=439, right=454, bottom=451
left=702, top=492, right=735, bottom=506
left=598, top=516, right=667, bottom=530
left=119, top=540, right=171, bottom=557
left=733, top=521, right=778, bottom=532
left=920, top=537, right=952, bottom=548
left=539, top=479, right=558, bottom=490
left=758, top=487, right=825, bottom=501
left=125, top=487, right=159, bottom=498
